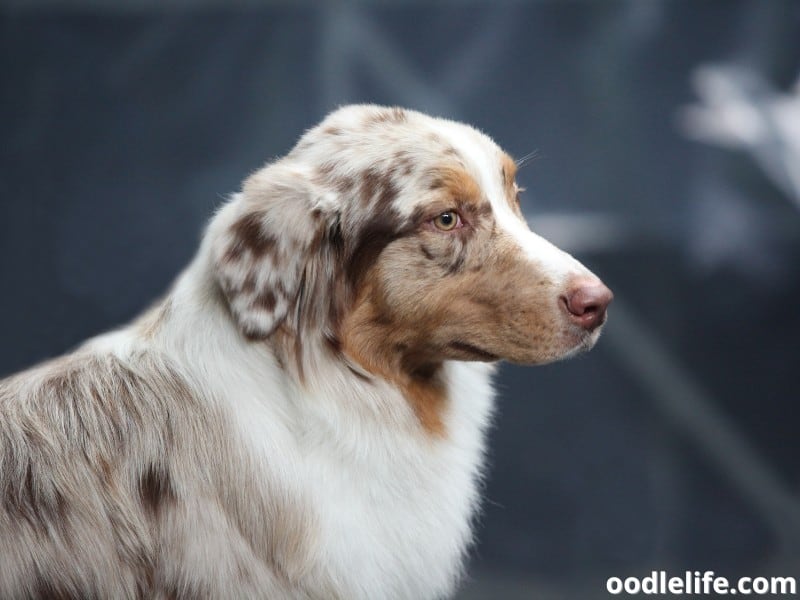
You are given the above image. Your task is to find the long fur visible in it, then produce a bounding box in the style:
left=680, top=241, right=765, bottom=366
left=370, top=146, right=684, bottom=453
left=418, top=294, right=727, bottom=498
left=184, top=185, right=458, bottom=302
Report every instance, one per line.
left=0, top=105, right=609, bottom=599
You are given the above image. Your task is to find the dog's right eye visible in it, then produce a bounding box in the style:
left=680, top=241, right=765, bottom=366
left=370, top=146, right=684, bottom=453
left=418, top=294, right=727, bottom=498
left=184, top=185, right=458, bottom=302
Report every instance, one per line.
left=433, top=211, right=461, bottom=231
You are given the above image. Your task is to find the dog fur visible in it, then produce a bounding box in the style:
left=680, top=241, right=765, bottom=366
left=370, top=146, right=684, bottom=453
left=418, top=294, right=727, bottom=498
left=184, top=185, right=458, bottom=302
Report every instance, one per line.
left=0, top=105, right=609, bottom=599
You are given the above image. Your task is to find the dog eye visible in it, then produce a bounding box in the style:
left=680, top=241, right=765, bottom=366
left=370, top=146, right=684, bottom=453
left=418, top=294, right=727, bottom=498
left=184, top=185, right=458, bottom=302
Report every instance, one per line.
left=433, top=211, right=461, bottom=231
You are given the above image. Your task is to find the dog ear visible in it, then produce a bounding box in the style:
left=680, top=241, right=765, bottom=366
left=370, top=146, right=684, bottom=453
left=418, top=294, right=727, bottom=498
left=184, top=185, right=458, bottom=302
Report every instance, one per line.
left=212, top=163, right=333, bottom=340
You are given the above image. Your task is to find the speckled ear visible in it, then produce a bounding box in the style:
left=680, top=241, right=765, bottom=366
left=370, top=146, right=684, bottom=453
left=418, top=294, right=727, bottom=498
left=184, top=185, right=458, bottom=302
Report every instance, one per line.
left=212, top=163, right=330, bottom=340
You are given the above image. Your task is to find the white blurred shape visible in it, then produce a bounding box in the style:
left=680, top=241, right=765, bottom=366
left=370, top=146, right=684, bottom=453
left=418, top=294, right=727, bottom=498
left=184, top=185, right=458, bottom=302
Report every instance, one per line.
left=678, top=65, right=800, bottom=207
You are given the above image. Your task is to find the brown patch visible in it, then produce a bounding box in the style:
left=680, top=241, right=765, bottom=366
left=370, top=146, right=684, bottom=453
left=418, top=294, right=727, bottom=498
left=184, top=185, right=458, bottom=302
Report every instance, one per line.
left=359, top=169, right=381, bottom=205
left=241, top=275, right=257, bottom=294
left=323, top=126, right=342, bottom=136
left=226, top=212, right=276, bottom=260
left=359, top=167, right=399, bottom=208
left=404, top=373, right=447, bottom=436
left=339, top=287, right=448, bottom=436
left=243, top=326, right=267, bottom=342
left=139, top=465, right=175, bottom=517
left=314, top=162, right=357, bottom=195
left=252, top=290, right=277, bottom=312
left=426, top=167, right=482, bottom=207
left=335, top=171, right=420, bottom=298
left=343, top=203, right=409, bottom=288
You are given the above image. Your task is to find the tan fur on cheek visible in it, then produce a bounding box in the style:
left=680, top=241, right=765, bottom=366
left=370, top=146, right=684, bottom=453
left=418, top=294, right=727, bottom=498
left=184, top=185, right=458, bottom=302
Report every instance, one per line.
left=339, top=280, right=449, bottom=437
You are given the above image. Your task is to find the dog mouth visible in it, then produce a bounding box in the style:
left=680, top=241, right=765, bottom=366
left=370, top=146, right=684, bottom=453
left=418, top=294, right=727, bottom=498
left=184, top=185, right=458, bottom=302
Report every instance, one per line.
left=445, top=312, right=608, bottom=364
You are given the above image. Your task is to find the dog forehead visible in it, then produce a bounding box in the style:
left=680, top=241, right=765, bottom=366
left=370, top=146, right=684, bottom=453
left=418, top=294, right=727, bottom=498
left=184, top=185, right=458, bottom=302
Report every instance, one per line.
left=298, top=106, right=510, bottom=219
left=428, top=118, right=507, bottom=189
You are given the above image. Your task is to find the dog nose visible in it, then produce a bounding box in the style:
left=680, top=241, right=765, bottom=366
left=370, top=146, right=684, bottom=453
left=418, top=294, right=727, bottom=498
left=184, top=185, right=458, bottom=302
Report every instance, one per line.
left=561, top=277, right=613, bottom=331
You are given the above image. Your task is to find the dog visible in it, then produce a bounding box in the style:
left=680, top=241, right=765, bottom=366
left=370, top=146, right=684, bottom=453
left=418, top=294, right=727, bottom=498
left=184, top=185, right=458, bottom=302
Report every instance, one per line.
left=0, top=104, right=612, bottom=599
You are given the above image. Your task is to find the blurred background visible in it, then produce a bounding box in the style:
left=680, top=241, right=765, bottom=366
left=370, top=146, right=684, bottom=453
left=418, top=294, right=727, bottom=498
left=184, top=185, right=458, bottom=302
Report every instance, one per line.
left=1, top=0, right=799, bottom=597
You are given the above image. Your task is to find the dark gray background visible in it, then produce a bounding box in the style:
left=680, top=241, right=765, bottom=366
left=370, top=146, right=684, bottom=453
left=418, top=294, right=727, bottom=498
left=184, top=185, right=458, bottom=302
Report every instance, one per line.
left=2, top=1, right=799, bottom=597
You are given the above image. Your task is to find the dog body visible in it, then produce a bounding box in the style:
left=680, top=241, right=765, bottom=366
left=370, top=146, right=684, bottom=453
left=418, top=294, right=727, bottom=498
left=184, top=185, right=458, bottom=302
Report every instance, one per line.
left=0, top=105, right=611, bottom=599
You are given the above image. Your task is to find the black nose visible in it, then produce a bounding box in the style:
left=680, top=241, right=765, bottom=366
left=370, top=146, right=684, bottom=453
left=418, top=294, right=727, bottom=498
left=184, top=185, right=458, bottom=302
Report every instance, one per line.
left=561, top=277, right=613, bottom=331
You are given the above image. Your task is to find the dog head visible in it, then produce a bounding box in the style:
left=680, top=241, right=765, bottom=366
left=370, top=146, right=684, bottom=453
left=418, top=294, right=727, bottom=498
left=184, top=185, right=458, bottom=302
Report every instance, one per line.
left=212, top=105, right=612, bottom=374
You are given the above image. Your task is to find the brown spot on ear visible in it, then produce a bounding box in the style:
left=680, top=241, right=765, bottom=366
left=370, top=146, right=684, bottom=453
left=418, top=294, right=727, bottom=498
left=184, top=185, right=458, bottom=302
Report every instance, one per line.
left=139, top=464, right=175, bottom=516
left=323, top=126, right=342, bottom=136
left=314, top=163, right=357, bottom=195
left=253, top=290, right=277, bottom=311
left=241, top=275, right=257, bottom=293
left=227, top=212, right=277, bottom=259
